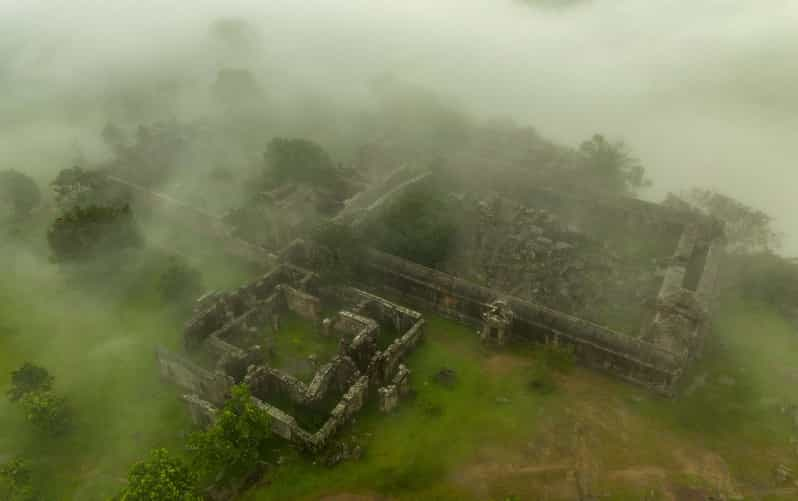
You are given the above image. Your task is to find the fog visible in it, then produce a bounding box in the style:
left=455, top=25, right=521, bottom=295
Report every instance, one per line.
left=2, top=0, right=797, bottom=251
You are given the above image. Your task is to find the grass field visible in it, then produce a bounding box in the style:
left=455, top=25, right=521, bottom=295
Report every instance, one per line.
left=3, top=212, right=798, bottom=500
left=244, top=298, right=798, bottom=500
left=0, top=214, right=255, bottom=500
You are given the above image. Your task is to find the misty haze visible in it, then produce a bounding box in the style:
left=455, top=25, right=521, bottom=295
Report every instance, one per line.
left=1, top=1, right=797, bottom=500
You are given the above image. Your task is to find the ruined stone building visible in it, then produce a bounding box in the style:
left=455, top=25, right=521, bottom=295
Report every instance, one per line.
left=138, top=166, right=723, bottom=448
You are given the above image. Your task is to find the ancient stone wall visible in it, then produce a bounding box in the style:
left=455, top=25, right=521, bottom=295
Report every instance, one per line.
left=156, top=347, right=233, bottom=405
left=371, top=320, right=425, bottom=385
left=244, top=355, right=360, bottom=408
left=360, top=250, right=686, bottom=393
left=281, top=285, right=321, bottom=321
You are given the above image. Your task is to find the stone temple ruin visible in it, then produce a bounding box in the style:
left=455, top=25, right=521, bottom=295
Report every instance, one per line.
left=140, top=167, right=723, bottom=450
left=157, top=264, right=424, bottom=450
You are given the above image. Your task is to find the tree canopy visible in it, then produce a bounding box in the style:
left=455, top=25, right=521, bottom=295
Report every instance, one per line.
left=265, top=138, right=339, bottom=187
left=7, top=363, right=53, bottom=402
left=578, top=134, right=649, bottom=195
left=364, top=180, right=457, bottom=268
left=51, top=166, right=130, bottom=210
left=187, top=384, right=271, bottom=486
left=47, top=204, right=142, bottom=262
left=119, top=449, right=200, bottom=501
left=0, top=170, right=41, bottom=219
left=0, top=457, right=36, bottom=501
left=159, top=257, right=204, bottom=310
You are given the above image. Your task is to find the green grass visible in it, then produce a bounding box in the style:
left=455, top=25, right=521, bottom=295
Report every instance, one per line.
left=247, top=317, right=552, bottom=500
left=0, top=216, right=257, bottom=500
left=267, top=313, right=340, bottom=382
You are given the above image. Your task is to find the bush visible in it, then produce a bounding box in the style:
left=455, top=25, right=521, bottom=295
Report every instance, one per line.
left=47, top=204, right=142, bottom=262
left=0, top=457, right=36, bottom=501
left=159, top=257, right=203, bottom=309
left=51, top=166, right=130, bottom=210
left=187, top=385, right=271, bottom=486
left=265, top=138, right=340, bottom=188
left=20, top=390, right=71, bottom=436
left=309, top=222, right=367, bottom=283
left=119, top=449, right=200, bottom=501
left=730, top=252, right=798, bottom=319
left=7, top=363, right=53, bottom=402
left=578, top=134, right=649, bottom=195
left=364, top=179, right=457, bottom=268
left=0, top=170, right=41, bottom=219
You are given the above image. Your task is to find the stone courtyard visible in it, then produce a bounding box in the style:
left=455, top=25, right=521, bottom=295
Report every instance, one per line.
left=157, top=263, right=425, bottom=450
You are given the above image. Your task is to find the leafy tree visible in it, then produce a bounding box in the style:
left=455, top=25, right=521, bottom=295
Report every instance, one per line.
left=51, top=166, right=130, bottom=210
left=0, top=170, right=41, bottom=219
left=309, top=222, right=367, bottom=283
left=667, top=188, right=780, bottom=253
left=265, top=138, right=340, bottom=188
left=0, top=457, right=36, bottom=501
left=47, top=204, right=142, bottom=262
left=118, top=448, right=200, bottom=501
left=20, top=390, right=71, bottom=436
left=7, top=363, right=53, bottom=402
left=578, top=134, right=649, bottom=195
left=187, top=384, right=271, bottom=486
left=365, top=180, right=457, bottom=268
left=159, top=257, right=203, bottom=308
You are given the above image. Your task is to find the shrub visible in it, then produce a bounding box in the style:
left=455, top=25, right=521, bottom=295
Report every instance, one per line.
left=159, top=257, right=203, bottom=309
left=0, top=170, right=41, bottom=219
left=187, top=385, right=271, bottom=486
left=7, top=363, right=53, bottom=402
left=47, top=204, right=141, bottom=262
left=20, top=390, right=71, bottom=436
left=0, top=457, right=36, bottom=501
left=119, top=448, right=200, bottom=501
left=265, top=138, right=339, bottom=188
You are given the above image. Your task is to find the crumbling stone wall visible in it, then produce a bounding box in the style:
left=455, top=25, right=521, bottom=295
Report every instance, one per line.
left=280, top=285, right=321, bottom=321
left=360, top=249, right=688, bottom=394
left=244, top=355, right=360, bottom=408
left=156, top=347, right=233, bottom=405
left=370, top=320, right=425, bottom=386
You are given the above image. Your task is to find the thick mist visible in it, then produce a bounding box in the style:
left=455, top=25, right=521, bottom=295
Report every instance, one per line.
left=2, top=0, right=797, bottom=250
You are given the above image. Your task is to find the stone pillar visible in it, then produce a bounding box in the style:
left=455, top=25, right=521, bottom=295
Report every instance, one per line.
left=392, top=364, right=411, bottom=396
left=378, top=385, right=399, bottom=413
left=480, top=299, right=514, bottom=346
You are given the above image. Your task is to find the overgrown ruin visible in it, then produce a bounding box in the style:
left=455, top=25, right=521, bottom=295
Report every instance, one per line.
left=147, top=168, right=724, bottom=450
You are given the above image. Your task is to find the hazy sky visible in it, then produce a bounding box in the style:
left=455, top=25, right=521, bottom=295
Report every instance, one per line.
left=2, top=0, right=797, bottom=252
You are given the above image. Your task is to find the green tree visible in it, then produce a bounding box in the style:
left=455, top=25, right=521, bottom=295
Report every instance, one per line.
left=47, top=204, right=142, bottom=262
left=579, top=134, right=649, bottom=195
left=365, top=180, right=457, bottom=268
left=265, top=138, right=339, bottom=187
left=50, top=166, right=130, bottom=210
left=309, top=222, right=367, bottom=283
left=119, top=449, right=200, bottom=501
left=187, top=384, right=271, bottom=486
left=20, top=390, right=71, bottom=436
left=0, top=457, right=36, bottom=501
left=669, top=188, right=780, bottom=253
left=159, top=257, right=203, bottom=309
left=7, top=363, right=53, bottom=402
left=0, top=170, right=41, bottom=219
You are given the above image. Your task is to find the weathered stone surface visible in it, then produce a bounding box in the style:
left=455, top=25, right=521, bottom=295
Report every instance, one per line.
left=378, top=385, right=399, bottom=413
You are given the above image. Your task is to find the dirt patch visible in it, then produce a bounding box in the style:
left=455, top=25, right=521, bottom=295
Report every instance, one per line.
left=672, top=448, right=738, bottom=495
left=483, top=353, right=529, bottom=377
